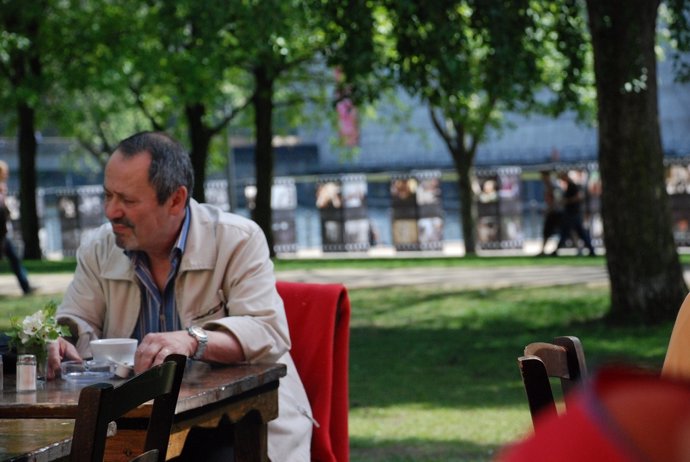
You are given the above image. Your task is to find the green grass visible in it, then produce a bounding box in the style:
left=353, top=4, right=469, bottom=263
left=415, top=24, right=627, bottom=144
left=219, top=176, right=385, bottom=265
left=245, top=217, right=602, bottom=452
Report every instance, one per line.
left=0, top=256, right=678, bottom=461
left=347, top=284, right=672, bottom=462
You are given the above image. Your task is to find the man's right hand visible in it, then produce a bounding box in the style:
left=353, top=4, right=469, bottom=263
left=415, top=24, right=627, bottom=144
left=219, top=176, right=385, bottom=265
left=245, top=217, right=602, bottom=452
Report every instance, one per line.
left=47, top=337, right=81, bottom=380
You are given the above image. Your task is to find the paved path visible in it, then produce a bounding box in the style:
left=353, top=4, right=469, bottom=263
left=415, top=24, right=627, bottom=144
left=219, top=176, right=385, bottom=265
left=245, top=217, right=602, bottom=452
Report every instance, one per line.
left=0, top=265, right=612, bottom=297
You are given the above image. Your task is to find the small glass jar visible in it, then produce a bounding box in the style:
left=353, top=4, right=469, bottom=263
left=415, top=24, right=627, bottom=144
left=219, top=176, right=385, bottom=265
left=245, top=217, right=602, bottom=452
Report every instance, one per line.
left=16, top=354, right=37, bottom=392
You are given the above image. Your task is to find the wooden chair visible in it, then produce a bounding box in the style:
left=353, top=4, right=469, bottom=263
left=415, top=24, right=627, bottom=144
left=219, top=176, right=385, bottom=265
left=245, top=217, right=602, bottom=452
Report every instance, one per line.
left=70, top=353, right=187, bottom=462
left=517, top=336, right=588, bottom=427
left=277, top=281, right=351, bottom=462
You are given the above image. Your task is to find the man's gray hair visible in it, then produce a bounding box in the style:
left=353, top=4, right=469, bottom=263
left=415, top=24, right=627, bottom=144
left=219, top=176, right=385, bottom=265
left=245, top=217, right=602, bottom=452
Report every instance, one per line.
left=114, top=131, right=194, bottom=205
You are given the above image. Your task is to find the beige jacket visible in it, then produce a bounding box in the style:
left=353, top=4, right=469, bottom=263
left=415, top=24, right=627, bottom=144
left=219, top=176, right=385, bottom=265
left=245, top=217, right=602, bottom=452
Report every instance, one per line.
left=58, top=199, right=312, bottom=461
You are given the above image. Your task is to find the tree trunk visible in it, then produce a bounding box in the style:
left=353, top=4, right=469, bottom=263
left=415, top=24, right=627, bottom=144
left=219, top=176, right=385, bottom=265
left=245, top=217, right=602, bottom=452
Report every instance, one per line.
left=252, top=66, right=275, bottom=257
left=587, top=0, right=687, bottom=323
left=17, top=102, right=41, bottom=260
left=185, top=103, right=212, bottom=203
left=452, top=147, right=476, bottom=256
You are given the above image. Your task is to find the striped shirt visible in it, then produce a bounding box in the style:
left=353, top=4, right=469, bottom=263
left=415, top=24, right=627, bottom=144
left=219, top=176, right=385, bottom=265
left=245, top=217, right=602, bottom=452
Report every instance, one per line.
left=127, top=206, right=191, bottom=342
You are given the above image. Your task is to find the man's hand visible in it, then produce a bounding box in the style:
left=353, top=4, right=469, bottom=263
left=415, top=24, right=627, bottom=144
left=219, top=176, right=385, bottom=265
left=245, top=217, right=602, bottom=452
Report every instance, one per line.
left=134, top=331, right=195, bottom=374
left=134, top=329, right=245, bottom=374
left=47, top=337, right=81, bottom=380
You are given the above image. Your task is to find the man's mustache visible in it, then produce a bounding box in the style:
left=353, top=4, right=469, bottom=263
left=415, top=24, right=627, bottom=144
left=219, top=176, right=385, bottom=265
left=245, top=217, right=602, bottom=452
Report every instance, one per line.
left=111, top=218, right=134, bottom=228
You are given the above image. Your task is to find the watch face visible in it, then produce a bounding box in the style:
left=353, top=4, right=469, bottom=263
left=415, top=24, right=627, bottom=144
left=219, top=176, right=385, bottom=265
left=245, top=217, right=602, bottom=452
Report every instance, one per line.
left=190, top=325, right=208, bottom=341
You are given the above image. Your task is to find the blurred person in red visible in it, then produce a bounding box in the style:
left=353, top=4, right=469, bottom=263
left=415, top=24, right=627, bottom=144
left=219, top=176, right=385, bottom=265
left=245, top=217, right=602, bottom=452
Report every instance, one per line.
left=497, top=366, right=690, bottom=462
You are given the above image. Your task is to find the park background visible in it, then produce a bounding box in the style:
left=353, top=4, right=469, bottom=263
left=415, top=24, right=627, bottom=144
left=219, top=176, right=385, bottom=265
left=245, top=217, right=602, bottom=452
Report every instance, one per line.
left=2, top=2, right=690, bottom=461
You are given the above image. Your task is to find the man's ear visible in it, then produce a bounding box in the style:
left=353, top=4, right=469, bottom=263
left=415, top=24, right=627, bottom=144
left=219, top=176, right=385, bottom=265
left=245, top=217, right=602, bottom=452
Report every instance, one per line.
left=169, top=186, right=189, bottom=214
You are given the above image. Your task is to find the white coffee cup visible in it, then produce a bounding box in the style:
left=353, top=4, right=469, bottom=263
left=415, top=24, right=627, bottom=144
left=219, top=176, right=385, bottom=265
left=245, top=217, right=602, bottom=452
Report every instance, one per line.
left=90, top=338, right=138, bottom=366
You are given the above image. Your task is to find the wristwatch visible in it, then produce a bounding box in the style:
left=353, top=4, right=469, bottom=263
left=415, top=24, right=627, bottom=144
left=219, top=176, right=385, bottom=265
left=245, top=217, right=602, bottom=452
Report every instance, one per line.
left=187, top=325, right=208, bottom=360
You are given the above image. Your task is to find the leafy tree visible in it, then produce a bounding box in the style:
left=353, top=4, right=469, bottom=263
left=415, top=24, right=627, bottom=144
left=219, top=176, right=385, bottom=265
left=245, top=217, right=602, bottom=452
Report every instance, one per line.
left=225, top=0, right=377, bottom=255
left=586, top=0, right=687, bottom=323
left=48, top=1, right=153, bottom=166
left=380, top=1, right=590, bottom=255
left=126, top=0, right=255, bottom=202
left=0, top=0, right=60, bottom=259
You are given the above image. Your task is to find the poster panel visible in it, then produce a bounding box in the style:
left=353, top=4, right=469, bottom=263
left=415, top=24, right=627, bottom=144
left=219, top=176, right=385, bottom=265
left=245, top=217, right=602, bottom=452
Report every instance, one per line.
left=243, top=178, right=299, bottom=254
left=316, top=177, right=345, bottom=252
left=205, top=180, right=230, bottom=211
left=391, top=174, right=419, bottom=250
left=272, top=177, right=298, bottom=254
left=475, top=171, right=501, bottom=249
left=56, top=191, right=81, bottom=257
left=667, top=164, right=690, bottom=246
left=476, top=167, right=523, bottom=249
left=341, top=175, right=369, bottom=251
left=77, top=185, right=106, bottom=244
left=415, top=170, right=444, bottom=250
left=497, top=167, right=523, bottom=249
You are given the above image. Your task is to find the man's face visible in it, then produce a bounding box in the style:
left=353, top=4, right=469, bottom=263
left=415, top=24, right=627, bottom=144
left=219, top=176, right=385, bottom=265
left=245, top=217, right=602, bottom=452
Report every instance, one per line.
left=103, top=150, right=176, bottom=253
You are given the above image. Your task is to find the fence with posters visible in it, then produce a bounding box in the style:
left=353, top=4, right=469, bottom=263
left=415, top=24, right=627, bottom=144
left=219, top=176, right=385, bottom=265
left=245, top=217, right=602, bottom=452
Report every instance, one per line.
left=390, top=170, right=444, bottom=251
left=16, top=161, right=690, bottom=258
left=316, top=174, right=370, bottom=252
left=475, top=167, right=524, bottom=250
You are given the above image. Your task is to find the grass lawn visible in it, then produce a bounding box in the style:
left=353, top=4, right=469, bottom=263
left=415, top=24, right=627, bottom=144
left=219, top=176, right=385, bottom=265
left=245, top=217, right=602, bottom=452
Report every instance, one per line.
left=346, top=284, right=673, bottom=462
left=0, top=256, right=679, bottom=461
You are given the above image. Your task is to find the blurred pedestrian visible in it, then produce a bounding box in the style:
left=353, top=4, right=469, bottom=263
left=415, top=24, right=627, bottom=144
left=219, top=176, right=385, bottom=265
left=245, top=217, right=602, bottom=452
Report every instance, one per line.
left=537, top=170, right=563, bottom=256
left=552, top=171, right=596, bottom=256
left=0, top=161, right=34, bottom=295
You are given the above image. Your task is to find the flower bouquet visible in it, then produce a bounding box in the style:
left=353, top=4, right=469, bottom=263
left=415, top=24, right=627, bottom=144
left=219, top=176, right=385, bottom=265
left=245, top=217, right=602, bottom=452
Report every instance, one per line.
left=6, top=300, right=70, bottom=379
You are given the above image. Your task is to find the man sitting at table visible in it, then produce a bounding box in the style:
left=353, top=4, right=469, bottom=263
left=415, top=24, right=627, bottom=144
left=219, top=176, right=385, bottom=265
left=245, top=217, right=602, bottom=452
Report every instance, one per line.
left=49, top=131, right=313, bottom=461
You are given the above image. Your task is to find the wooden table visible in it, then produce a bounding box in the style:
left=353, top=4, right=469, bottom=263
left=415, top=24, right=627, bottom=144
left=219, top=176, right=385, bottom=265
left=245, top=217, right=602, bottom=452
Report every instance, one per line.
left=0, top=363, right=286, bottom=462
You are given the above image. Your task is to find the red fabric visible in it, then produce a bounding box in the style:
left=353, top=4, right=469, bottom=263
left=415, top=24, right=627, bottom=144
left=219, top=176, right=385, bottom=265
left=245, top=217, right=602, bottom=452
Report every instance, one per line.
left=498, top=366, right=690, bottom=462
left=497, top=390, right=636, bottom=462
left=277, top=281, right=350, bottom=462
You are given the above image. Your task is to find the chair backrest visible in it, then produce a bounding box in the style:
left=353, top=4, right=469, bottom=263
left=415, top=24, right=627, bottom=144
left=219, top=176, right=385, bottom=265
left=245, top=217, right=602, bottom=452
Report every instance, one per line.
left=517, top=336, right=588, bottom=427
left=277, top=281, right=351, bottom=462
left=70, top=354, right=187, bottom=462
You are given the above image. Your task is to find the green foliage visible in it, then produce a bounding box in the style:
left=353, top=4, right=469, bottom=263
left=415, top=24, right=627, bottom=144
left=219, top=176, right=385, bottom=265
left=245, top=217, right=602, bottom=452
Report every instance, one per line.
left=5, top=299, right=70, bottom=351
left=380, top=0, right=593, bottom=144
left=665, top=0, right=690, bottom=81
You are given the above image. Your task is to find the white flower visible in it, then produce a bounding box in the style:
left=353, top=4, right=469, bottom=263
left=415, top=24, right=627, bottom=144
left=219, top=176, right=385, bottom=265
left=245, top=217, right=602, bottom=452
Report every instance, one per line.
left=6, top=301, right=70, bottom=350
left=22, top=311, right=46, bottom=337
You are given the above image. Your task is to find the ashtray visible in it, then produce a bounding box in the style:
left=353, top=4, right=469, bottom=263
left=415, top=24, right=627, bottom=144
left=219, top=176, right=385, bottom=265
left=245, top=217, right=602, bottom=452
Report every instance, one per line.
left=61, top=360, right=115, bottom=383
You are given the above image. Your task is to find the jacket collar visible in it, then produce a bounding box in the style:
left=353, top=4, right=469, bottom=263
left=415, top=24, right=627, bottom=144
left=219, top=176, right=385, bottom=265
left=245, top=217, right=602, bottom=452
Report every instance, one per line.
left=100, top=199, right=217, bottom=281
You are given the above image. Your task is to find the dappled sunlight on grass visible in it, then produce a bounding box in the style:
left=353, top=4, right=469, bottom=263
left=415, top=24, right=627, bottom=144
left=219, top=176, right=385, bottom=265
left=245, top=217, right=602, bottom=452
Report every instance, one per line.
left=350, top=406, right=532, bottom=462
left=348, top=283, right=672, bottom=461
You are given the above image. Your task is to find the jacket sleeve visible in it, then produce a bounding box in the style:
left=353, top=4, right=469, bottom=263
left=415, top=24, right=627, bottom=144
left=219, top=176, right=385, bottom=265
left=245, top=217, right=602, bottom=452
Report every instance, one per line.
left=56, top=239, right=108, bottom=355
left=202, top=224, right=291, bottom=363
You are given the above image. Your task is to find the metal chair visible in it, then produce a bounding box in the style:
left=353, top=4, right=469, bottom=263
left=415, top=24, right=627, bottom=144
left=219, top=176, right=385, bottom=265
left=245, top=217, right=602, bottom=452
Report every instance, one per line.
left=70, top=353, right=187, bottom=462
left=517, top=336, right=588, bottom=428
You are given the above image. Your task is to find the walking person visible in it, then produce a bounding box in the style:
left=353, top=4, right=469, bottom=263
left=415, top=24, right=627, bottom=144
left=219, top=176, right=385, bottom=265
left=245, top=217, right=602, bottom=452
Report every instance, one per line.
left=537, top=170, right=563, bottom=255
left=0, top=161, right=34, bottom=295
left=551, top=170, right=596, bottom=256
